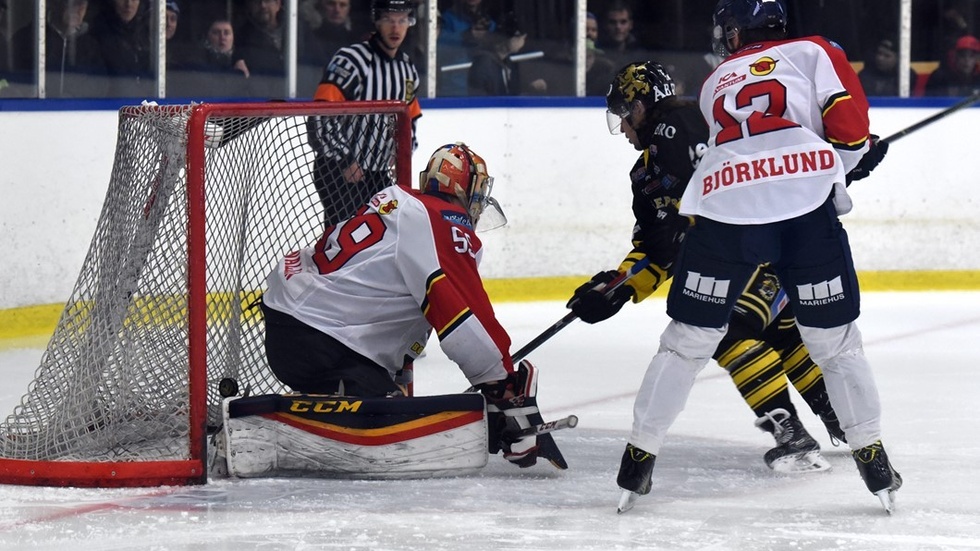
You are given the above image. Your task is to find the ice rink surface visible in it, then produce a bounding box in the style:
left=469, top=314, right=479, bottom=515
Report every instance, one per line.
left=1, top=292, right=979, bottom=550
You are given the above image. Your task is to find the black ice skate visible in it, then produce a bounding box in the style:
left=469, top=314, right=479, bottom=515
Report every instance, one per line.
left=812, top=392, right=847, bottom=446
left=819, top=409, right=847, bottom=446
left=755, top=408, right=830, bottom=473
left=853, top=440, right=903, bottom=514
left=616, top=443, right=655, bottom=514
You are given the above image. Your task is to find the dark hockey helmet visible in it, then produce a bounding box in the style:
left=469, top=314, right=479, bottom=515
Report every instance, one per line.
left=419, top=142, right=506, bottom=230
left=712, top=0, right=787, bottom=56
left=605, top=61, right=676, bottom=134
left=372, top=0, right=417, bottom=26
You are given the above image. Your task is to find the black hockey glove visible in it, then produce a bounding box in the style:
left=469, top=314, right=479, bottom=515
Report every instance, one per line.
left=845, top=134, right=889, bottom=185
left=478, top=360, right=541, bottom=467
left=477, top=360, right=568, bottom=469
left=566, top=270, right=634, bottom=324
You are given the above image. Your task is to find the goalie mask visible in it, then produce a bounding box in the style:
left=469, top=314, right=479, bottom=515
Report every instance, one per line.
left=419, top=142, right=507, bottom=231
left=605, top=61, right=676, bottom=135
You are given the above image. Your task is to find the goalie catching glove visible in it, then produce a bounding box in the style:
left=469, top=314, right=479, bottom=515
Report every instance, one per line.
left=567, top=270, right=634, bottom=324
left=477, top=360, right=568, bottom=469
left=846, top=134, right=889, bottom=185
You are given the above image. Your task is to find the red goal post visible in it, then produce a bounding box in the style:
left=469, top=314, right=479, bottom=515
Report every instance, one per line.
left=0, top=101, right=414, bottom=487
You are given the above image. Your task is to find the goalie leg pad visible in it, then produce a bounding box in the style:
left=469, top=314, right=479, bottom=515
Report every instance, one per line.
left=220, top=393, right=488, bottom=479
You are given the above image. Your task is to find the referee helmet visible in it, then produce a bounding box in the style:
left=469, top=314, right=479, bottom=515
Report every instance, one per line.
left=372, top=0, right=417, bottom=24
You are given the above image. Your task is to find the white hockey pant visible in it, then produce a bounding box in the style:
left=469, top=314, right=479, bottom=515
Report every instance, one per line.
left=630, top=321, right=727, bottom=455
left=797, top=321, right=882, bottom=450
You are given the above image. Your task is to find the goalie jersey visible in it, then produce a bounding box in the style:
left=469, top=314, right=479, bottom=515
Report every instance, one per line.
left=263, top=184, right=513, bottom=386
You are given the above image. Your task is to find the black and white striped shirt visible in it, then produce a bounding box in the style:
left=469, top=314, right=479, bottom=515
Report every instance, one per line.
left=309, top=34, right=421, bottom=171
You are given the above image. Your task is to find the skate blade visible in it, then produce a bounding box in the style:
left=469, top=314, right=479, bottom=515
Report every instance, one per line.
left=875, top=489, right=897, bottom=514
left=769, top=451, right=832, bottom=473
left=617, top=490, right=639, bottom=514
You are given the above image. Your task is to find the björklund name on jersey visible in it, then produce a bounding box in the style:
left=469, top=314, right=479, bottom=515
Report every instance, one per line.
left=701, top=149, right=836, bottom=197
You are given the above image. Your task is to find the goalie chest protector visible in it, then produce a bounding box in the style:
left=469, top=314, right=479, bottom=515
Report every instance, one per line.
left=217, top=393, right=489, bottom=479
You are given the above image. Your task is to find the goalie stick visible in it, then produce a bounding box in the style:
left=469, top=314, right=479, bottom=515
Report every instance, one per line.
left=511, top=257, right=652, bottom=363
left=506, top=415, right=579, bottom=440
left=881, top=89, right=980, bottom=144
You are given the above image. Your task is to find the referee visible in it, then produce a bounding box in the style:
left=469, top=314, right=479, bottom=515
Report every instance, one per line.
left=307, top=0, right=422, bottom=227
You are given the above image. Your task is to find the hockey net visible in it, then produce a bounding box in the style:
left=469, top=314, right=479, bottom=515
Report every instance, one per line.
left=0, top=101, right=413, bottom=487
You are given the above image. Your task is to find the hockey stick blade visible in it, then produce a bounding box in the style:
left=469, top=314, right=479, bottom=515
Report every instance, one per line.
left=881, top=90, right=980, bottom=144
left=507, top=415, right=579, bottom=440
left=511, top=257, right=652, bottom=363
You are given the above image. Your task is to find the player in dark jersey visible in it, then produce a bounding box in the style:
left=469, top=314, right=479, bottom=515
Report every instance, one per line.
left=566, top=62, right=845, bottom=482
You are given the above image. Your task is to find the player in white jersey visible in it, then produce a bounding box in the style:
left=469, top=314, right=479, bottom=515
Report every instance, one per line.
left=615, top=0, right=901, bottom=514
left=262, top=142, right=566, bottom=469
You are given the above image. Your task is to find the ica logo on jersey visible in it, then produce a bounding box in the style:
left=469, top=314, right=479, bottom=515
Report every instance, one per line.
left=714, top=71, right=747, bottom=94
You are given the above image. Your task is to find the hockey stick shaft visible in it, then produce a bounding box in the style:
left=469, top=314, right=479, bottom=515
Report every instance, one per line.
left=881, top=90, right=980, bottom=144
left=510, top=257, right=652, bottom=363
left=510, top=415, right=579, bottom=439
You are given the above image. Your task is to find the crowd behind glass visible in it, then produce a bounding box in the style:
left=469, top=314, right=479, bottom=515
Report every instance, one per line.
left=0, top=0, right=978, bottom=101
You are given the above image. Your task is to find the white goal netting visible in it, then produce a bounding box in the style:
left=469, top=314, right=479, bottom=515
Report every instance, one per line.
left=0, top=101, right=412, bottom=486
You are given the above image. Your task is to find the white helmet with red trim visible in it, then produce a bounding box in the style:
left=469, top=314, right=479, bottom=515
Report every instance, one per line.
left=418, top=142, right=506, bottom=230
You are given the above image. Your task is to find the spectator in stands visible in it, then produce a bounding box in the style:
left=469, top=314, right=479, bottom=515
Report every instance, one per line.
left=438, top=0, right=496, bottom=96
left=858, top=38, right=919, bottom=97
left=597, top=0, right=647, bottom=69
left=467, top=12, right=546, bottom=96
left=237, top=0, right=323, bottom=98
left=165, top=1, right=178, bottom=41
left=90, top=0, right=152, bottom=97
left=165, top=1, right=193, bottom=70
left=302, top=0, right=371, bottom=58
left=586, top=10, right=599, bottom=42
left=199, top=19, right=250, bottom=79
left=925, top=34, right=980, bottom=96
left=586, top=38, right=616, bottom=96
left=8, top=0, right=107, bottom=98
left=236, top=0, right=286, bottom=94
left=169, top=18, right=251, bottom=98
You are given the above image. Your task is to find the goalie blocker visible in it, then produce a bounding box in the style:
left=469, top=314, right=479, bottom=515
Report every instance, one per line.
left=212, top=391, right=574, bottom=479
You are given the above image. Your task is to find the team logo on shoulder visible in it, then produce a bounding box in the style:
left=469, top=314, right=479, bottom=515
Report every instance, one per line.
left=376, top=199, right=398, bottom=215
left=750, top=56, right=778, bottom=76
